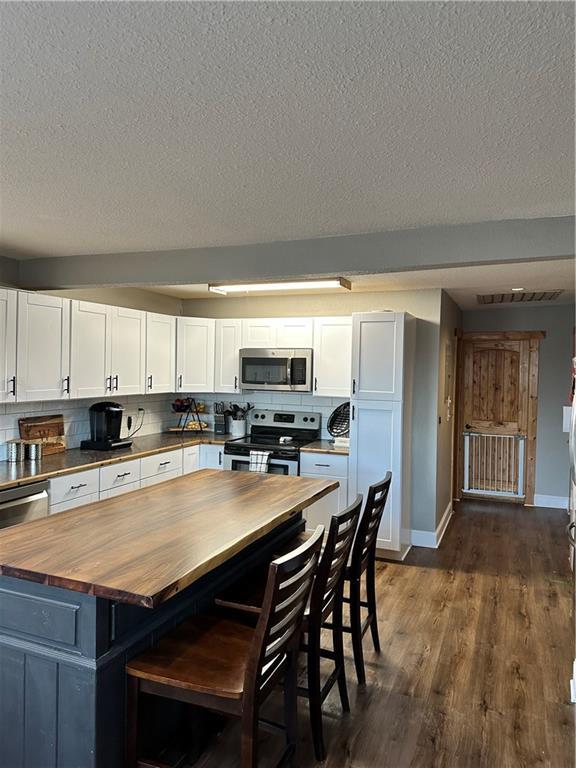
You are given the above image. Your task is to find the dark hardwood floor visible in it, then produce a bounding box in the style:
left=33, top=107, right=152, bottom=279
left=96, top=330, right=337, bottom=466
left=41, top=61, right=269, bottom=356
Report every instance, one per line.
left=188, top=501, right=575, bottom=767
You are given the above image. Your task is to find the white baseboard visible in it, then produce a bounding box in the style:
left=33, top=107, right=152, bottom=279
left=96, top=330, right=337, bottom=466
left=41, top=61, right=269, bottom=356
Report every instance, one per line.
left=533, top=494, right=569, bottom=510
left=411, top=502, right=453, bottom=549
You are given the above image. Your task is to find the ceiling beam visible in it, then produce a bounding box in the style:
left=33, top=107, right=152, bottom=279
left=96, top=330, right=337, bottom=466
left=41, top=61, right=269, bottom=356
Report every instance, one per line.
left=12, top=216, right=576, bottom=290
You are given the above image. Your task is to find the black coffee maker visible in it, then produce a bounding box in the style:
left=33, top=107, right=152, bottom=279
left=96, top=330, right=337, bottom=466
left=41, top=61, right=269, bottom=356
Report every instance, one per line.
left=80, top=402, right=133, bottom=451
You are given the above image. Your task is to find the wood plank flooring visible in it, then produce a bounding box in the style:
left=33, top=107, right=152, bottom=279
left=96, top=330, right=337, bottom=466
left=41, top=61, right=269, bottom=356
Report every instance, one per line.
left=189, top=501, right=575, bottom=767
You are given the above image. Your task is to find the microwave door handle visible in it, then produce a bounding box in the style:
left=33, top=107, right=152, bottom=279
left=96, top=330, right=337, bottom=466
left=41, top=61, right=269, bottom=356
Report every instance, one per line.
left=287, top=361, right=293, bottom=389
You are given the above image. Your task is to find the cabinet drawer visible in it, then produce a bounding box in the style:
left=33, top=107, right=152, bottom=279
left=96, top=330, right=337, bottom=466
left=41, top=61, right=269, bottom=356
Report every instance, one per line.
left=140, top=449, right=182, bottom=480
left=140, top=469, right=181, bottom=488
left=300, top=453, right=348, bottom=478
left=183, top=445, right=200, bottom=474
left=50, top=493, right=99, bottom=515
left=50, top=469, right=100, bottom=505
left=100, top=459, right=141, bottom=491
left=99, top=480, right=140, bottom=499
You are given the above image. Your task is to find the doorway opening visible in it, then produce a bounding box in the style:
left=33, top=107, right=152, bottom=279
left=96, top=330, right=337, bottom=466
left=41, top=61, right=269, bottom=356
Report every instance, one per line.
left=453, top=331, right=544, bottom=505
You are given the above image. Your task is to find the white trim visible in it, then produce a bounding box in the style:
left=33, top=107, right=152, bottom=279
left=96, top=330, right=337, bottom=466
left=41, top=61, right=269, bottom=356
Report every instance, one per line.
left=411, top=502, right=454, bottom=549
left=376, top=541, right=412, bottom=561
left=533, top=494, right=569, bottom=510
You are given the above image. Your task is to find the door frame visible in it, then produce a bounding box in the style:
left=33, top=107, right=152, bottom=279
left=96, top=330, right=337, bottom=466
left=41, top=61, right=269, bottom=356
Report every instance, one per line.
left=452, top=330, right=545, bottom=505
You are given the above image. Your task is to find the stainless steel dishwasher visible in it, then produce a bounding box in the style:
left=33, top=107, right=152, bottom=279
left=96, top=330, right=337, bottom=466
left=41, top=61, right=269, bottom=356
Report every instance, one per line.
left=0, top=481, right=49, bottom=529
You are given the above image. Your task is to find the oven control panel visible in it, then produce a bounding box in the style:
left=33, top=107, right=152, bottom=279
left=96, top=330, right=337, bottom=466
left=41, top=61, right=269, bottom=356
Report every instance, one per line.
left=250, top=410, right=320, bottom=429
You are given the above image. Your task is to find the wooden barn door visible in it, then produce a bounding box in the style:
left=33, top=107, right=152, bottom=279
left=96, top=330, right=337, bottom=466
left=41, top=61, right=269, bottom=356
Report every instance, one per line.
left=455, top=332, right=543, bottom=504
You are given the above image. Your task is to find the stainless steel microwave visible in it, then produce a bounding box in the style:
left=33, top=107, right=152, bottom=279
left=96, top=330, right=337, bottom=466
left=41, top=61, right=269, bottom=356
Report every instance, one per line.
left=239, top=348, right=313, bottom=392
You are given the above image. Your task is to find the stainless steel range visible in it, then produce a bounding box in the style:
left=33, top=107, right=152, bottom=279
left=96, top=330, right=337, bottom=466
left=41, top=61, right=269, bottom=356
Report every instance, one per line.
left=223, top=410, right=320, bottom=475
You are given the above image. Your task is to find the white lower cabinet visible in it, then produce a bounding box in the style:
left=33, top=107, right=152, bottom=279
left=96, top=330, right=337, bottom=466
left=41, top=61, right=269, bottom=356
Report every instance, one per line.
left=50, top=493, right=99, bottom=515
left=141, top=469, right=181, bottom=488
left=99, top=481, right=141, bottom=499
left=100, top=459, right=141, bottom=493
left=183, top=445, right=200, bottom=474
left=200, top=444, right=224, bottom=469
left=140, top=449, right=182, bottom=480
left=300, top=451, right=349, bottom=532
left=50, top=468, right=100, bottom=506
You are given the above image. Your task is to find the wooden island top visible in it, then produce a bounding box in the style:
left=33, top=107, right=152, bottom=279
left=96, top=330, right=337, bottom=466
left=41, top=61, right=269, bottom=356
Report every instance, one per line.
left=0, top=470, right=337, bottom=608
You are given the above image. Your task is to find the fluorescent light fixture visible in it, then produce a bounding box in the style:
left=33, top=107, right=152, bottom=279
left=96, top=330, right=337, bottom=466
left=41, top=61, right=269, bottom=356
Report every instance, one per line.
left=511, top=287, right=525, bottom=292
left=208, top=278, right=351, bottom=295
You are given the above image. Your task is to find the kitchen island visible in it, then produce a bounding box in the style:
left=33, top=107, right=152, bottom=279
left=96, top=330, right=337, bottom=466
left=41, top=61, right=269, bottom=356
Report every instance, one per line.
left=0, top=470, right=337, bottom=768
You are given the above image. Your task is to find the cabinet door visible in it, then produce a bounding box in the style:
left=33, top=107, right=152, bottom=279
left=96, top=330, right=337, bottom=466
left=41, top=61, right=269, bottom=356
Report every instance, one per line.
left=110, top=307, right=146, bottom=396
left=140, top=469, right=181, bottom=488
left=176, top=317, right=215, bottom=392
left=99, top=480, right=140, bottom=499
left=241, top=319, right=277, bottom=348
left=298, top=480, right=341, bottom=532
left=214, top=319, right=242, bottom=393
left=313, top=317, right=352, bottom=398
left=351, top=312, right=404, bottom=400
left=146, top=313, right=176, bottom=394
left=276, top=318, right=313, bottom=347
left=349, top=400, right=402, bottom=550
left=200, top=444, right=223, bottom=469
left=70, top=301, right=112, bottom=399
left=182, top=445, right=200, bottom=474
left=0, top=289, right=17, bottom=403
left=17, top=293, right=71, bottom=402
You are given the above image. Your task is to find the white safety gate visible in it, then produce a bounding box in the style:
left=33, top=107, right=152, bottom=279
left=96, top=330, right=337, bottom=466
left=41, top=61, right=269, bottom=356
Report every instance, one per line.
left=463, top=432, right=526, bottom=498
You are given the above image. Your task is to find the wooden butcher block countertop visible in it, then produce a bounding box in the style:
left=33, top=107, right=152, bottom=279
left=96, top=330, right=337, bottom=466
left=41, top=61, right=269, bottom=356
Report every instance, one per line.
left=0, top=469, right=337, bottom=608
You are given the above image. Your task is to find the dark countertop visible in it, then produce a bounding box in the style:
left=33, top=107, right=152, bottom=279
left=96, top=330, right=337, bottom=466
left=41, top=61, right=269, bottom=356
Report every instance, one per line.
left=0, top=470, right=338, bottom=607
left=0, top=432, right=227, bottom=491
left=301, top=440, right=349, bottom=455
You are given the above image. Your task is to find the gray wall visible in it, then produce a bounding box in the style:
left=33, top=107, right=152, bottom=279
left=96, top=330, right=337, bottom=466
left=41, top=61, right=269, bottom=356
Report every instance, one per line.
left=43, top=287, right=183, bottom=315
left=185, top=289, right=443, bottom=532
left=436, top=292, right=462, bottom=524
left=463, top=303, right=574, bottom=500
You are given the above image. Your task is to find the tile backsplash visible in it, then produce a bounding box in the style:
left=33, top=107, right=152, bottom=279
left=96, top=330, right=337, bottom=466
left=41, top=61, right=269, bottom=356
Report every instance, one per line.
left=0, top=391, right=347, bottom=460
left=190, top=392, right=347, bottom=439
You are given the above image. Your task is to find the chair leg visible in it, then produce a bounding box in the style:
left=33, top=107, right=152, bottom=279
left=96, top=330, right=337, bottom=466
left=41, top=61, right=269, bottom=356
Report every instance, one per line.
left=307, top=626, right=326, bottom=762
left=284, top=648, right=299, bottom=767
left=240, top=707, right=259, bottom=768
left=349, top=578, right=366, bottom=686
left=366, top=559, right=381, bottom=654
left=332, top=588, right=350, bottom=713
left=126, top=675, right=140, bottom=768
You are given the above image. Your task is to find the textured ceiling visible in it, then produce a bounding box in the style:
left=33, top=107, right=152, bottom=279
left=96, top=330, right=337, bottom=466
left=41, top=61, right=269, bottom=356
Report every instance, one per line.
left=147, top=258, right=575, bottom=310
left=0, top=2, right=573, bottom=258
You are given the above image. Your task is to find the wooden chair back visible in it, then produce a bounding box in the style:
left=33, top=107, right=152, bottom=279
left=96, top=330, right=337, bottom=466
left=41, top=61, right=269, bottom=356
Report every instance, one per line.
left=310, top=495, right=363, bottom=625
left=349, top=473, right=392, bottom=575
left=244, top=525, right=324, bottom=702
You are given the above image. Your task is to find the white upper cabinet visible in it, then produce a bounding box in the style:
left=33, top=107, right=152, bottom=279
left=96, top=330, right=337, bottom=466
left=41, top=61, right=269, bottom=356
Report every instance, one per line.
left=110, top=307, right=146, bottom=396
left=276, top=318, right=313, bottom=347
left=214, top=319, right=242, bottom=393
left=241, top=319, right=277, bottom=348
left=241, top=318, right=313, bottom=348
left=351, top=312, right=405, bottom=401
left=146, top=313, right=176, bottom=394
left=313, top=317, right=352, bottom=398
left=0, top=289, right=17, bottom=403
left=70, top=301, right=112, bottom=399
left=17, top=293, right=71, bottom=402
left=176, top=317, right=215, bottom=392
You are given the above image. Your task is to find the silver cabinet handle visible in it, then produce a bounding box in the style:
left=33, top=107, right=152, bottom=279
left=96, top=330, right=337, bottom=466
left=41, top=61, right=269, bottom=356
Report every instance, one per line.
left=314, top=377, right=318, bottom=392
left=218, top=451, right=222, bottom=466
left=178, top=374, right=183, bottom=389
left=148, top=374, right=153, bottom=390
left=8, top=376, right=16, bottom=397
left=116, top=471, right=131, bottom=479
left=314, top=463, right=330, bottom=467
left=63, top=376, right=70, bottom=394
left=234, top=375, right=238, bottom=390
left=159, top=461, right=171, bottom=467
left=568, top=522, right=575, bottom=548
left=113, top=375, right=119, bottom=391
left=70, top=483, right=88, bottom=490
left=106, top=375, right=112, bottom=392
left=351, top=405, right=355, bottom=420
left=352, top=378, right=356, bottom=395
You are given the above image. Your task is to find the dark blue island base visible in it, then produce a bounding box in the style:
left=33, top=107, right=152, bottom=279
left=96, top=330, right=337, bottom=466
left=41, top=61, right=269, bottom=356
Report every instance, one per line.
left=0, top=516, right=302, bottom=768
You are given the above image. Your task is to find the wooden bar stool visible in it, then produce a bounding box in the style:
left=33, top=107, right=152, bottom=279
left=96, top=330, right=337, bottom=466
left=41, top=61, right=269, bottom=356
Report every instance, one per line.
left=338, top=472, right=392, bottom=686
left=126, top=526, right=324, bottom=768
left=215, top=496, right=363, bottom=762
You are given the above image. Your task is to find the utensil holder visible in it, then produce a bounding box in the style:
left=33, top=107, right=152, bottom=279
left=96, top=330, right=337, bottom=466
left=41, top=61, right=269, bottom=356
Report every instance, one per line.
left=230, top=419, right=247, bottom=438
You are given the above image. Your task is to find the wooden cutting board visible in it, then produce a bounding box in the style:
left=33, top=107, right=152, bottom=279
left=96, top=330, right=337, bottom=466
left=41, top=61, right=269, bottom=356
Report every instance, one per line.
left=19, top=414, right=66, bottom=454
